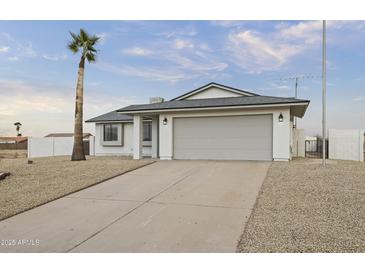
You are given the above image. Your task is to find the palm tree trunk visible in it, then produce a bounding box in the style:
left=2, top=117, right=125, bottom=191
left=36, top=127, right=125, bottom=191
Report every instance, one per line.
left=71, top=57, right=86, bottom=161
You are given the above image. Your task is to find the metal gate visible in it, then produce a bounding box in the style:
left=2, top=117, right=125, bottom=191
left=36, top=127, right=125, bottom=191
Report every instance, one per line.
left=305, top=139, right=328, bottom=158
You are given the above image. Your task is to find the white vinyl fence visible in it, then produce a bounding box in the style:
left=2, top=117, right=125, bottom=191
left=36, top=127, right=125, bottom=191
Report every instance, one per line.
left=328, top=129, right=364, bottom=161
left=28, top=136, right=95, bottom=158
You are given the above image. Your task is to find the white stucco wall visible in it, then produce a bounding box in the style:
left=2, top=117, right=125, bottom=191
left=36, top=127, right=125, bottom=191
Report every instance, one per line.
left=94, top=123, right=151, bottom=157
left=184, top=87, right=243, bottom=100
left=28, top=136, right=96, bottom=158
left=159, top=107, right=291, bottom=161
left=328, top=128, right=364, bottom=161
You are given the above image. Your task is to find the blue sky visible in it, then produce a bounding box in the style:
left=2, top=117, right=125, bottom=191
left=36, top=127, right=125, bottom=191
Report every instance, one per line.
left=0, top=20, right=364, bottom=137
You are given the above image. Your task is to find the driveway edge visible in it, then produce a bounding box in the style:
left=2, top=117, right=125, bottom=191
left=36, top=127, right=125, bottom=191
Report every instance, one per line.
left=0, top=161, right=156, bottom=222
left=235, top=162, right=272, bottom=252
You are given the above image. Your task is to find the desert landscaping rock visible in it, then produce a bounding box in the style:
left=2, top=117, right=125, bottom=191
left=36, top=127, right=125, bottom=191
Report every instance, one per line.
left=0, top=149, right=27, bottom=159
left=0, top=156, right=152, bottom=221
left=238, top=158, right=365, bottom=253
left=0, top=172, right=11, bottom=180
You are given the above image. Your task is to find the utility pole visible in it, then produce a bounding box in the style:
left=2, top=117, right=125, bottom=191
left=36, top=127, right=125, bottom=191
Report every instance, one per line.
left=294, top=77, right=298, bottom=128
left=322, top=20, right=327, bottom=166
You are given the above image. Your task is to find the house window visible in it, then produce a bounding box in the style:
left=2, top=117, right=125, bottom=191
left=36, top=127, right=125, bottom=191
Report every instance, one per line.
left=143, top=122, right=152, bottom=141
left=103, top=124, right=119, bottom=141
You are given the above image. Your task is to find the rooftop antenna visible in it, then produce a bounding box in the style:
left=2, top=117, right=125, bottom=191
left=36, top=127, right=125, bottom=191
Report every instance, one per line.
left=278, top=74, right=320, bottom=128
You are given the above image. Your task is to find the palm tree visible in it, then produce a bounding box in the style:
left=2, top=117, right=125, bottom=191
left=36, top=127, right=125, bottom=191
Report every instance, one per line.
left=68, top=29, right=99, bottom=161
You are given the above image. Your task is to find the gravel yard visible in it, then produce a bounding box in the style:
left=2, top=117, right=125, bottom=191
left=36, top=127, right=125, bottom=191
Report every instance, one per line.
left=238, top=158, right=365, bottom=252
left=0, top=149, right=27, bottom=159
left=0, top=156, right=153, bottom=221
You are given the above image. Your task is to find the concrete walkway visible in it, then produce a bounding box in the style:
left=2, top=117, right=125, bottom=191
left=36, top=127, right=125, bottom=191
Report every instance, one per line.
left=0, top=160, right=270, bottom=252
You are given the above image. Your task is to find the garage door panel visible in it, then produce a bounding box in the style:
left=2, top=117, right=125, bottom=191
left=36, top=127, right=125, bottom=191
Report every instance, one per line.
left=173, top=115, right=272, bottom=161
left=175, top=148, right=270, bottom=161
left=175, top=138, right=271, bottom=149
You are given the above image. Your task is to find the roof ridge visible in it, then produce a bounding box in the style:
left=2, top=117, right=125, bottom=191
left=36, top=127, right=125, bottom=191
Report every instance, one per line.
left=170, top=82, right=259, bottom=101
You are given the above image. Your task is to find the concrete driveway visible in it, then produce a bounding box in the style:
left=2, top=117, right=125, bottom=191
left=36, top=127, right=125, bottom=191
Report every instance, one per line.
left=0, top=160, right=270, bottom=252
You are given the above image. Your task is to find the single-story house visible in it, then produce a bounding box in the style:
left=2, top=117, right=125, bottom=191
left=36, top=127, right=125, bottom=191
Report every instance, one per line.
left=0, top=136, right=28, bottom=144
left=45, top=133, right=93, bottom=140
left=0, top=136, right=28, bottom=149
left=86, top=82, right=310, bottom=161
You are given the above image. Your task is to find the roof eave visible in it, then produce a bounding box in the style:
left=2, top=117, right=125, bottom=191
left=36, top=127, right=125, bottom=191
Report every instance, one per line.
left=85, top=119, right=133, bottom=123
left=117, top=101, right=310, bottom=115
left=290, top=103, right=310, bottom=118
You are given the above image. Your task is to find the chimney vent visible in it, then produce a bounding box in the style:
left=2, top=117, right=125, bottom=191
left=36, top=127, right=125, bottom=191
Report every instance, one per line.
left=149, top=97, right=165, bottom=104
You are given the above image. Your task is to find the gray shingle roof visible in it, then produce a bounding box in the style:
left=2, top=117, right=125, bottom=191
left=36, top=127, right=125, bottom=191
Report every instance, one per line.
left=117, top=96, right=310, bottom=113
left=85, top=110, right=133, bottom=123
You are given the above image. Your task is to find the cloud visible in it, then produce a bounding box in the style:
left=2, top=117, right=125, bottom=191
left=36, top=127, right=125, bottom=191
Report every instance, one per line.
left=42, top=53, right=67, bottom=61
left=170, top=53, right=227, bottom=72
left=99, top=35, right=228, bottom=83
left=21, top=42, right=36, bottom=57
left=0, top=79, right=72, bottom=116
left=224, top=20, right=365, bottom=74
left=275, top=21, right=322, bottom=44
left=95, top=62, right=187, bottom=83
left=353, top=96, right=364, bottom=101
left=158, top=27, right=197, bottom=38
left=0, top=46, right=9, bottom=53
left=164, top=38, right=228, bottom=74
left=199, top=43, right=211, bottom=51
left=0, top=33, right=36, bottom=60
left=7, top=56, right=19, bottom=61
left=122, top=47, right=152, bottom=56
left=211, top=21, right=247, bottom=28
left=226, top=30, right=303, bottom=73
left=173, top=38, right=194, bottom=49
left=0, top=79, right=137, bottom=136
left=96, top=32, right=109, bottom=45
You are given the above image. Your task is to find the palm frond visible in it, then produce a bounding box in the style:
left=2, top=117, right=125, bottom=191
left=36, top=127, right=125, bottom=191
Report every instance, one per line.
left=68, top=41, right=79, bottom=53
left=69, top=32, right=81, bottom=44
left=88, top=46, right=97, bottom=53
left=85, top=52, right=96, bottom=63
left=79, top=28, right=90, bottom=43
left=89, top=35, right=100, bottom=45
left=68, top=29, right=100, bottom=61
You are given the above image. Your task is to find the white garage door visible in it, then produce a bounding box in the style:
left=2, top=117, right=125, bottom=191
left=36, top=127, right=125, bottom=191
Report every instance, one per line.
left=173, top=115, right=273, bottom=160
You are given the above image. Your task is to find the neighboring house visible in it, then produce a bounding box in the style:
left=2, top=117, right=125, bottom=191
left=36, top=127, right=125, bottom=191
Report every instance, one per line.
left=45, top=133, right=93, bottom=140
left=0, top=136, right=28, bottom=144
left=86, top=82, right=310, bottom=161
left=0, top=136, right=28, bottom=149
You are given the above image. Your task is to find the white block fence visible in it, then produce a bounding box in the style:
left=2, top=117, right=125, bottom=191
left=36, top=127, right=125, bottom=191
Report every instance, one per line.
left=28, top=136, right=95, bottom=158
left=328, top=129, right=364, bottom=161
